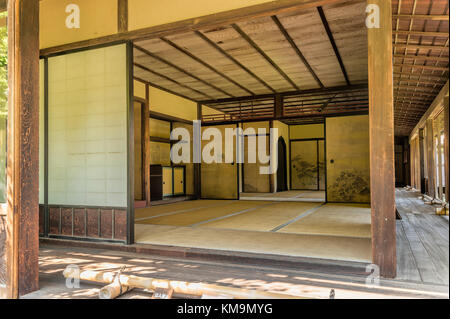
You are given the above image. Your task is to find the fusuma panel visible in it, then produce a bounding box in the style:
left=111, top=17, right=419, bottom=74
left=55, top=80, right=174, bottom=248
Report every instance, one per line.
left=291, top=140, right=318, bottom=190
left=326, top=115, right=370, bottom=203
left=201, top=124, right=238, bottom=199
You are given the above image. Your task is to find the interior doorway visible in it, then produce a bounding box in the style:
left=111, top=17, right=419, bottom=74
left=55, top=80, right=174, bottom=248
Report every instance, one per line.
left=277, top=137, right=287, bottom=192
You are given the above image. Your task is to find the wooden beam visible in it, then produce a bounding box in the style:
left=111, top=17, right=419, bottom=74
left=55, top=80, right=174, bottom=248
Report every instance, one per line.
left=317, top=6, right=350, bottom=86
left=200, top=84, right=367, bottom=105
left=134, top=63, right=214, bottom=100
left=194, top=31, right=276, bottom=93
left=368, top=0, right=396, bottom=278
left=134, top=44, right=234, bottom=98
left=232, top=23, right=300, bottom=91
left=394, top=44, right=449, bottom=51
left=393, top=30, right=449, bottom=37
left=159, top=37, right=255, bottom=96
left=393, top=78, right=447, bottom=86
left=393, top=14, right=449, bottom=21
left=6, top=0, right=40, bottom=297
left=394, top=64, right=449, bottom=72
left=118, top=0, right=128, bottom=33
left=271, top=15, right=324, bottom=88
left=142, top=84, right=150, bottom=207
left=394, top=71, right=448, bottom=81
left=40, top=0, right=343, bottom=56
left=393, top=54, right=450, bottom=63
left=445, top=96, right=449, bottom=204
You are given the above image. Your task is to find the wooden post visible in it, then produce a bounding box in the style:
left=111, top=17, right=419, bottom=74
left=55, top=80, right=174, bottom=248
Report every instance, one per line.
left=418, top=128, right=425, bottom=193
left=194, top=103, right=202, bottom=199
left=6, top=0, right=40, bottom=297
left=444, top=96, right=449, bottom=203
left=142, top=85, right=150, bottom=206
left=274, top=94, right=283, bottom=119
left=367, top=0, right=396, bottom=278
left=425, top=120, right=435, bottom=198
left=118, top=0, right=128, bottom=33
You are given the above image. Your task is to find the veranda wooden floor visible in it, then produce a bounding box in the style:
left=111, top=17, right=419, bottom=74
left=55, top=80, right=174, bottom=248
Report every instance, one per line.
left=395, top=188, right=449, bottom=286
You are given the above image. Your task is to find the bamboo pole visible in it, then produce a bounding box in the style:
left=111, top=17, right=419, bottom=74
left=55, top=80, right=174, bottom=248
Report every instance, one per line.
left=63, top=268, right=306, bottom=299
left=99, top=281, right=133, bottom=299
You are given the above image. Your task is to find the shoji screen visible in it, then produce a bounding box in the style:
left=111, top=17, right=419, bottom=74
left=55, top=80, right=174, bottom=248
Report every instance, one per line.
left=47, top=44, right=128, bottom=207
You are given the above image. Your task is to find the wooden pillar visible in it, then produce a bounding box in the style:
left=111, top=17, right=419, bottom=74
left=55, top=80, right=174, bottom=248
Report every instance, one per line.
left=194, top=103, right=202, bottom=199
left=418, top=128, right=425, bottom=194
left=6, top=0, right=40, bottom=297
left=118, top=0, right=128, bottom=33
left=367, top=0, right=396, bottom=278
left=142, top=85, right=150, bottom=206
left=425, top=120, right=435, bottom=198
left=274, top=94, right=283, bottom=119
left=445, top=96, right=449, bottom=203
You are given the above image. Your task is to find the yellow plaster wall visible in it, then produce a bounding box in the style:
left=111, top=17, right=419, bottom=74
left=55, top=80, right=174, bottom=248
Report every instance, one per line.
left=128, top=0, right=273, bottom=31
left=40, top=0, right=118, bottom=49
left=290, top=124, right=324, bottom=139
left=149, top=87, right=197, bottom=121
left=134, top=80, right=146, bottom=100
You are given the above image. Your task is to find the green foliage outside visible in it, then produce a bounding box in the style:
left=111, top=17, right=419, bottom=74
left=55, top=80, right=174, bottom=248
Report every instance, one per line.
left=0, top=11, right=7, bottom=119
left=0, top=11, right=7, bottom=203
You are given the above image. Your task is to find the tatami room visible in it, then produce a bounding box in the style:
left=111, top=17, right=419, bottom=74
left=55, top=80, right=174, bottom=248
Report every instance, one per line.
left=132, top=0, right=373, bottom=264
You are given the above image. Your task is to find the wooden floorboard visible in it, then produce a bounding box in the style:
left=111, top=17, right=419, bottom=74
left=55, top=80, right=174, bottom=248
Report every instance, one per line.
left=395, top=188, right=449, bottom=286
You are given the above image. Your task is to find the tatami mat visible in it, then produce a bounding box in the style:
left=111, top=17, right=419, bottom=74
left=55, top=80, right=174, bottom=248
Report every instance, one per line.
left=135, top=224, right=371, bottom=263
left=240, top=190, right=325, bottom=202
left=199, top=202, right=321, bottom=232
left=278, top=203, right=371, bottom=238
left=135, top=200, right=228, bottom=220
left=137, top=201, right=271, bottom=226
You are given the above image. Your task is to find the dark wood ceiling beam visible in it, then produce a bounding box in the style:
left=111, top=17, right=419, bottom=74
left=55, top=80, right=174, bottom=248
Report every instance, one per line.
left=134, top=44, right=234, bottom=98
left=393, top=71, right=448, bottom=80
left=393, top=54, right=449, bottom=62
left=393, top=30, right=449, bottom=37
left=134, top=63, right=214, bottom=100
left=199, top=84, right=367, bottom=105
left=393, top=14, right=449, bottom=21
left=194, top=31, right=276, bottom=93
left=394, top=78, right=447, bottom=86
left=394, top=44, right=449, bottom=51
left=231, top=23, right=300, bottom=91
left=271, top=15, right=324, bottom=88
left=159, top=37, right=255, bottom=96
left=317, top=6, right=350, bottom=86
left=394, top=64, right=448, bottom=72
left=134, top=76, right=200, bottom=103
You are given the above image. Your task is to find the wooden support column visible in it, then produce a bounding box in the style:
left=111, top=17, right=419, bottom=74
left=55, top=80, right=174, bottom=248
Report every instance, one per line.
left=142, top=85, right=150, bottom=206
left=6, top=0, right=40, bottom=297
left=445, top=96, right=449, bottom=203
left=418, top=128, right=425, bottom=194
left=194, top=103, right=202, bottom=199
left=118, top=0, right=128, bottom=33
left=425, top=120, right=435, bottom=198
left=367, top=0, right=396, bottom=278
left=274, top=94, right=283, bottom=119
